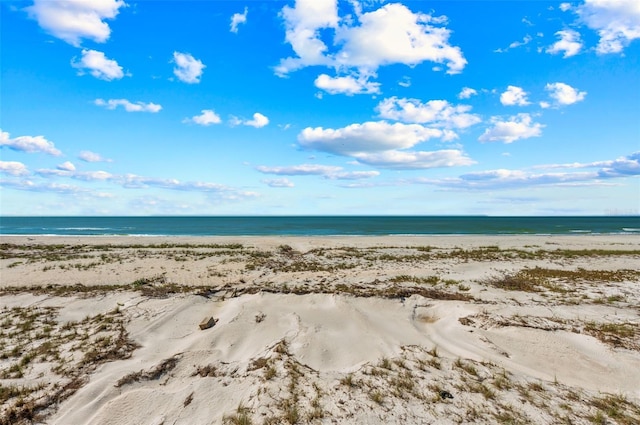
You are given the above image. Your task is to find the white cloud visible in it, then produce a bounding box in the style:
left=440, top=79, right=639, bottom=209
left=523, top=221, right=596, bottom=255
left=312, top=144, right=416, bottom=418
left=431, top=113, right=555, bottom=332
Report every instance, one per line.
left=328, top=170, right=380, bottom=180
left=577, top=0, right=640, bottom=54
left=231, top=113, right=270, bottom=128
left=256, top=164, right=343, bottom=176
left=74, top=170, right=113, bottom=181
left=276, top=0, right=340, bottom=74
left=546, top=29, right=583, bottom=57
left=26, top=0, right=126, bottom=46
left=0, top=129, right=62, bottom=156
left=545, top=82, right=587, bottom=105
left=298, top=121, right=444, bottom=156
left=333, top=3, right=467, bottom=74
left=560, top=3, right=572, bottom=12
left=256, top=163, right=379, bottom=180
left=500, top=86, right=530, bottom=106
left=184, top=110, right=222, bottom=126
left=276, top=1, right=466, bottom=87
left=495, top=35, right=532, bottom=53
left=79, top=151, right=111, bottom=163
left=509, top=35, right=532, bottom=49
left=398, top=76, right=411, bottom=88
left=230, top=7, right=248, bottom=33
left=0, top=161, right=29, bottom=176
left=172, top=52, right=205, bottom=84
left=353, top=149, right=475, bottom=170
left=262, top=178, right=295, bottom=188
left=479, top=113, right=544, bottom=144
left=245, top=113, right=270, bottom=128
left=376, top=97, right=481, bottom=129
left=419, top=169, right=597, bottom=189
left=314, top=73, right=380, bottom=95
left=595, top=151, right=640, bottom=177
left=57, top=161, right=76, bottom=171
left=37, top=167, right=114, bottom=181
left=0, top=179, right=93, bottom=194
left=5, top=163, right=262, bottom=203
left=296, top=120, right=473, bottom=170
left=415, top=152, right=640, bottom=190
left=458, top=87, right=477, bottom=99
left=95, top=98, right=162, bottom=112
left=71, top=49, right=125, bottom=81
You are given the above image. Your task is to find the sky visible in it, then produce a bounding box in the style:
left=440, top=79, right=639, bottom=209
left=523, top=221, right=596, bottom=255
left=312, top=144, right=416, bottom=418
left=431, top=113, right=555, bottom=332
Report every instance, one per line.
left=1, top=0, right=639, bottom=216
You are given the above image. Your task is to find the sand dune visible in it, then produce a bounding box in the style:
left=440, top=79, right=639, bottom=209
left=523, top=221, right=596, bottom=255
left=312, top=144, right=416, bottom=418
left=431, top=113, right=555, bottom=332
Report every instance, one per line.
left=1, top=235, right=639, bottom=424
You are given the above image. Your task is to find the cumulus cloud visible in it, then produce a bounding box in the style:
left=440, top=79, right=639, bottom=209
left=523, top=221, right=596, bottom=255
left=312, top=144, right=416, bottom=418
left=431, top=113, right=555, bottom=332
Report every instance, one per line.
left=577, top=0, right=640, bottom=54
left=479, top=113, right=544, bottom=143
left=500, top=86, right=530, bottom=106
left=57, top=161, right=76, bottom=171
left=262, top=178, right=295, bottom=188
left=0, top=129, right=62, bottom=156
left=546, top=29, right=583, bottom=57
left=376, top=97, right=481, bottom=129
left=277, top=0, right=339, bottom=74
left=26, top=0, right=126, bottom=46
left=95, top=98, right=162, bottom=112
left=560, top=3, right=572, bottom=12
left=71, top=49, right=126, bottom=81
left=230, top=7, right=248, bottom=33
left=298, top=121, right=443, bottom=156
left=0, top=161, right=29, bottom=176
left=276, top=1, right=466, bottom=89
left=79, top=151, right=111, bottom=163
left=245, top=113, right=270, bottom=128
left=172, top=52, right=205, bottom=83
left=183, top=110, right=221, bottom=126
left=296, top=120, right=475, bottom=170
left=458, top=87, right=477, bottom=99
left=353, top=149, right=475, bottom=170
left=332, top=3, right=466, bottom=74
left=314, top=73, right=380, bottom=95
left=545, top=82, right=587, bottom=106
left=230, top=113, right=270, bottom=128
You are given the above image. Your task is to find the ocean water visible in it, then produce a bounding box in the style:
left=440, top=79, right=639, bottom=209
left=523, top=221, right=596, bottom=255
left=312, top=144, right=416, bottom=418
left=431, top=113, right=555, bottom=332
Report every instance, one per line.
left=1, top=216, right=639, bottom=236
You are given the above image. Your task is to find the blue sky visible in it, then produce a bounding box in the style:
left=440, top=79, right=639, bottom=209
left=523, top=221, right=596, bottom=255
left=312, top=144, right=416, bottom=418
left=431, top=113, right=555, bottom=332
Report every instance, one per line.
left=1, top=0, right=639, bottom=216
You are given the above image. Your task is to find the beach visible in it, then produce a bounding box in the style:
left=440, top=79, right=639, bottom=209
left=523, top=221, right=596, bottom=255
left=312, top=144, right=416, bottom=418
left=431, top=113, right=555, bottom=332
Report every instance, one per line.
left=1, top=235, right=639, bottom=424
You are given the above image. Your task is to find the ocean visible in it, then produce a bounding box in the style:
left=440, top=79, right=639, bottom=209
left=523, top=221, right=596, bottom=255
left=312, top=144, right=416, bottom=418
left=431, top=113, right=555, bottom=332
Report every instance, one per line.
left=1, top=216, right=639, bottom=236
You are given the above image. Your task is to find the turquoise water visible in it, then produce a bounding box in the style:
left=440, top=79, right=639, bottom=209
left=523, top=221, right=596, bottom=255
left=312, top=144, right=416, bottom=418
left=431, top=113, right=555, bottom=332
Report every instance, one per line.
left=1, top=216, right=638, bottom=236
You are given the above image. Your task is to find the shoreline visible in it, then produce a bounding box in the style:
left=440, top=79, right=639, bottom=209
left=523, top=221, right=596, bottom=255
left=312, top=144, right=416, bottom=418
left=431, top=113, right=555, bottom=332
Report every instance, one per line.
left=3, top=232, right=638, bottom=245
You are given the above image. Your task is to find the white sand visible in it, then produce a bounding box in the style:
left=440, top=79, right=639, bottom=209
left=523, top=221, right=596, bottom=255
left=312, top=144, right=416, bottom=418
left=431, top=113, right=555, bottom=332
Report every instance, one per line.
left=1, top=235, right=639, bottom=424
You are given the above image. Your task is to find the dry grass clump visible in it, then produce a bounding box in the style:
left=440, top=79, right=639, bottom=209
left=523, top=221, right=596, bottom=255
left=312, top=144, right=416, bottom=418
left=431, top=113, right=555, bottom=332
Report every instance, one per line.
left=115, top=356, right=179, bottom=387
left=459, top=312, right=640, bottom=351
left=480, top=271, right=543, bottom=292
left=192, top=364, right=218, bottom=378
left=223, top=404, right=252, bottom=425
left=0, top=306, right=139, bottom=424
left=583, top=322, right=640, bottom=350
left=480, top=266, right=640, bottom=296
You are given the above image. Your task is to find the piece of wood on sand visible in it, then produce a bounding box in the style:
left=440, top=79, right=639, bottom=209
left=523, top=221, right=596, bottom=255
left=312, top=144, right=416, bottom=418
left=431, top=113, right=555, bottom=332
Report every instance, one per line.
left=199, top=317, right=217, bottom=330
